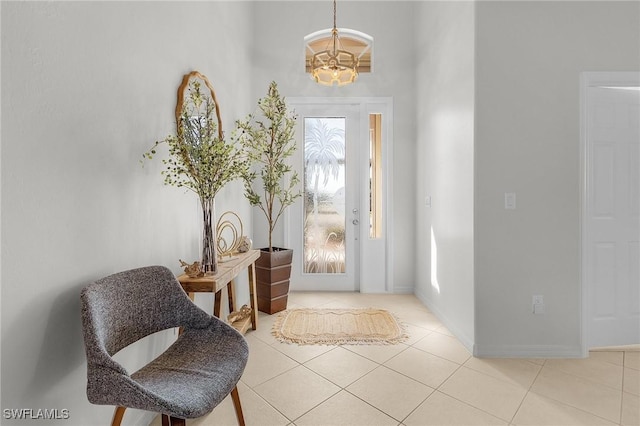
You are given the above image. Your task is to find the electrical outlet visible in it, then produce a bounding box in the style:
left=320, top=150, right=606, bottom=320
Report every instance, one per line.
left=505, top=192, right=517, bottom=209
left=532, top=295, right=545, bottom=314
left=533, top=303, right=546, bottom=314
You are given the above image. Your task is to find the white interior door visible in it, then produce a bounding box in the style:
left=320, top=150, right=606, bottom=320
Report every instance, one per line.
left=585, top=82, right=640, bottom=348
left=288, top=103, right=361, bottom=292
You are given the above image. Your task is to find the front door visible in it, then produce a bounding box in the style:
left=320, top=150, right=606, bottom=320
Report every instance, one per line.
left=288, top=103, right=361, bottom=291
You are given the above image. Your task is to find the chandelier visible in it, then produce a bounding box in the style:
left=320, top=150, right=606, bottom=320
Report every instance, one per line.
left=310, top=0, right=359, bottom=86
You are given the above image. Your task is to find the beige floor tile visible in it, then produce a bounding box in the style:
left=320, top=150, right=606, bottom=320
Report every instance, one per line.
left=396, top=308, right=443, bottom=331
left=624, top=366, right=639, bottom=395
left=463, top=357, right=541, bottom=389
left=365, top=294, right=429, bottom=312
left=544, top=357, right=623, bottom=390
left=343, top=342, right=409, bottom=364
left=314, top=299, right=356, bottom=309
left=294, top=390, right=398, bottom=426
left=237, top=383, right=291, bottom=426
left=404, top=391, right=507, bottom=426
left=512, top=392, right=618, bottom=426
left=402, top=323, right=433, bottom=346
left=241, top=335, right=298, bottom=387
left=589, top=350, right=624, bottom=366
left=326, top=293, right=375, bottom=308
left=304, top=347, right=379, bottom=387
left=193, top=383, right=289, bottom=426
left=270, top=339, right=334, bottom=364
left=439, top=366, right=527, bottom=421
left=148, top=383, right=289, bottom=426
left=384, top=346, right=459, bottom=388
left=435, top=324, right=455, bottom=337
left=347, top=366, right=434, bottom=421
left=245, top=312, right=279, bottom=344
left=252, top=365, right=340, bottom=421
left=150, top=292, right=634, bottom=426
left=288, top=292, right=339, bottom=308
left=530, top=365, right=622, bottom=423
left=625, top=351, right=640, bottom=370
left=413, top=332, right=471, bottom=365
left=622, top=391, right=640, bottom=426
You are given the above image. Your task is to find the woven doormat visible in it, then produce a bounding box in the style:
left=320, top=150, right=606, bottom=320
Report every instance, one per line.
left=272, top=308, right=407, bottom=345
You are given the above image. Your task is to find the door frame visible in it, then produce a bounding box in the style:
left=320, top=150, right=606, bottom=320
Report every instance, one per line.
left=284, top=97, right=394, bottom=293
left=580, top=71, right=640, bottom=355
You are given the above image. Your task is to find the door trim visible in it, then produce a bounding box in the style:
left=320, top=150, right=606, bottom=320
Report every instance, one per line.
left=580, top=71, right=640, bottom=355
left=284, top=97, right=394, bottom=293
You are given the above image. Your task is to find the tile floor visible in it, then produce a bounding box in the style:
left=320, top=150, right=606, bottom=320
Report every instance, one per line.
left=150, top=292, right=640, bottom=426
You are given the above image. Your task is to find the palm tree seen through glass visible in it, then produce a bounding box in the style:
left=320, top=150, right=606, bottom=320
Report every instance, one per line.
left=303, top=118, right=346, bottom=273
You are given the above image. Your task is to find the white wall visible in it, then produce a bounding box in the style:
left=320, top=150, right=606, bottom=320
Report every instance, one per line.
left=249, top=1, right=417, bottom=291
left=414, top=1, right=475, bottom=350
left=474, top=1, right=640, bottom=357
left=1, top=2, right=254, bottom=424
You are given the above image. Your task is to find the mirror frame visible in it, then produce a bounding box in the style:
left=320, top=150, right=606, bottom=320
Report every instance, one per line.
left=175, top=71, right=223, bottom=140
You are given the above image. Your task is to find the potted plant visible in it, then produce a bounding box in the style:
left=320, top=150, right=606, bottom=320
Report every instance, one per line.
left=236, top=81, right=301, bottom=314
left=143, top=71, right=248, bottom=275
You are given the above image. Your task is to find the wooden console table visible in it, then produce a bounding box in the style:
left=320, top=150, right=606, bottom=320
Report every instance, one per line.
left=177, top=249, right=260, bottom=334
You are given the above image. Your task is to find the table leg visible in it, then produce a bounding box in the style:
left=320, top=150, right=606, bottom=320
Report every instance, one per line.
left=227, top=280, right=237, bottom=314
left=214, top=291, right=222, bottom=318
left=248, top=262, right=258, bottom=330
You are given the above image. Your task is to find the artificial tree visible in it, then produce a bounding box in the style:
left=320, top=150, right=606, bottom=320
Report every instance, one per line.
left=236, top=81, right=301, bottom=313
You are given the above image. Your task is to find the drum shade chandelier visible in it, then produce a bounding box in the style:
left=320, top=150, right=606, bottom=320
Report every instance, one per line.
left=309, top=0, right=359, bottom=86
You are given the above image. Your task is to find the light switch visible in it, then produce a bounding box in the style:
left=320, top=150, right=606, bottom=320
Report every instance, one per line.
left=504, top=192, right=516, bottom=210
left=425, top=196, right=432, bottom=207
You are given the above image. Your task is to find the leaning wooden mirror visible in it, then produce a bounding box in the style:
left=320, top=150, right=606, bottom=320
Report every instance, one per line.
left=175, top=70, right=223, bottom=140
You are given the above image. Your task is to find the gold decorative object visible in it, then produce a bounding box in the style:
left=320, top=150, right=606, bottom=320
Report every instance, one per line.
left=179, top=259, right=204, bottom=278
left=228, top=304, right=252, bottom=324
left=216, top=211, right=244, bottom=257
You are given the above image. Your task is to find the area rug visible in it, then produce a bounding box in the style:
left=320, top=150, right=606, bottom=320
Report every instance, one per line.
left=272, top=308, right=407, bottom=345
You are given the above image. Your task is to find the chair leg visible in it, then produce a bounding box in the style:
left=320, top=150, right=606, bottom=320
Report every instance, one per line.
left=111, top=407, right=126, bottom=426
left=230, top=386, right=245, bottom=426
left=161, top=414, right=186, bottom=426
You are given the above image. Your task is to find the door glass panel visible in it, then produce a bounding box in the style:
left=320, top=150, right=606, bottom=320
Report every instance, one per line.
left=303, top=117, right=346, bottom=274
left=369, top=114, right=383, bottom=239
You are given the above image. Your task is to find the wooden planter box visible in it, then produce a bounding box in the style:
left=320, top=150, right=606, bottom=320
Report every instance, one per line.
left=256, top=248, right=293, bottom=314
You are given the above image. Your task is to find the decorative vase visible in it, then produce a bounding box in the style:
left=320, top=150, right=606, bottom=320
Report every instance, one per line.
left=200, top=197, right=218, bottom=275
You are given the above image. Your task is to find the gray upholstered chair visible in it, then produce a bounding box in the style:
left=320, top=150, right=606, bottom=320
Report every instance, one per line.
left=80, top=265, right=248, bottom=426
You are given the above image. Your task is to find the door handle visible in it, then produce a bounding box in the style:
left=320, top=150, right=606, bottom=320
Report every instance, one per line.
left=352, top=219, right=359, bottom=225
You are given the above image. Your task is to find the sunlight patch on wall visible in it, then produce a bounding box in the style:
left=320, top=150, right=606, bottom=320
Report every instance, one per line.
left=431, top=226, right=440, bottom=294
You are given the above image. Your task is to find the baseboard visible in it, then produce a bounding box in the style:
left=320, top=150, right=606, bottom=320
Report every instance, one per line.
left=473, top=344, right=585, bottom=359
left=391, top=284, right=414, bottom=294
left=414, top=287, right=474, bottom=354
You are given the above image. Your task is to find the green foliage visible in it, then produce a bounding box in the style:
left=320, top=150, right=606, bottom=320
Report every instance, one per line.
left=142, top=81, right=248, bottom=202
left=235, top=81, right=301, bottom=250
